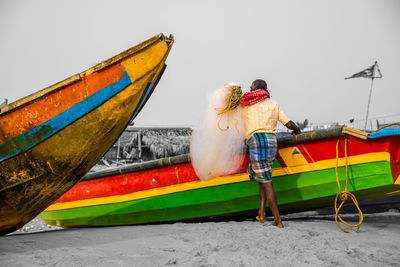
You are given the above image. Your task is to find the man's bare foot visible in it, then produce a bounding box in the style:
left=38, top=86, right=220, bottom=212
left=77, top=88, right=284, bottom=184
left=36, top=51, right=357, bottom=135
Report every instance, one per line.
left=256, top=216, right=265, bottom=222
left=270, top=220, right=284, bottom=228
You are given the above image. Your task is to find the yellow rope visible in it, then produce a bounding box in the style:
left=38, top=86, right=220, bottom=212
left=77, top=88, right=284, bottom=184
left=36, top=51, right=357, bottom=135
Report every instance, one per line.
left=334, top=138, right=364, bottom=233
left=333, top=123, right=399, bottom=232
left=216, top=85, right=243, bottom=131
left=216, top=85, right=243, bottom=115
left=373, top=122, right=400, bottom=133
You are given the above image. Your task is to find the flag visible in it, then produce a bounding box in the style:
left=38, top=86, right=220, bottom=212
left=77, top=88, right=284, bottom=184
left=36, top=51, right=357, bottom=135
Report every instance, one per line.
left=345, top=61, right=382, bottom=80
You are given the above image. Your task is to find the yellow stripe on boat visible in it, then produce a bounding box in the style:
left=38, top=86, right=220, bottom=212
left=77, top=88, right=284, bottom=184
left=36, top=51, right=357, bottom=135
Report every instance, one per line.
left=273, top=151, right=389, bottom=176
left=45, top=152, right=390, bottom=211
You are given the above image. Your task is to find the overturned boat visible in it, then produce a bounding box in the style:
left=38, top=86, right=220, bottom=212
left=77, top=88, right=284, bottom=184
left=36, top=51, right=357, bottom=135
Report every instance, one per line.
left=40, top=127, right=400, bottom=227
left=0, top=33, right=174, bottom=235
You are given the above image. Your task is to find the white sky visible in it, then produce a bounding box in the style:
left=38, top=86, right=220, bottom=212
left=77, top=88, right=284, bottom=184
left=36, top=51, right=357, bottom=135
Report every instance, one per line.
left=1, top=0, right=399, bottom=129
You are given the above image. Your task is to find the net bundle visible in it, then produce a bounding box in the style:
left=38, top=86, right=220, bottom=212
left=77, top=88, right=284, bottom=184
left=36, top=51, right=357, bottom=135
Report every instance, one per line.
left=190, top=84, right=246, bottom=181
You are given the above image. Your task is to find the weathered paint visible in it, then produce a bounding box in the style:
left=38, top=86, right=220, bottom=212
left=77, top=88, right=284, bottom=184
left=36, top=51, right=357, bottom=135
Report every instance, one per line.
left=0, top=34, right=174, bottom=235
left=131, top=82, right=153, bottom=119
left=0, top=64, right=125, bottom=143
left=0, top=72, right=132, bottom=162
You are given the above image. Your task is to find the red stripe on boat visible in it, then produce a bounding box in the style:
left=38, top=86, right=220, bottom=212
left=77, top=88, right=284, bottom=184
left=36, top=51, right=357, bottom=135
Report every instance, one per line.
left=56, top=163, right=198, bottom=203
left=56, top=136, right=399, bottom=203
left=0, top=64, right=125, bottom=143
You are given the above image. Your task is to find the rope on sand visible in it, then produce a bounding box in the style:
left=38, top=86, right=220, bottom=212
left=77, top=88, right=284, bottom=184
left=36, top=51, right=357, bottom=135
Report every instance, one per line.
left=334, top=138, right=364, bottom=233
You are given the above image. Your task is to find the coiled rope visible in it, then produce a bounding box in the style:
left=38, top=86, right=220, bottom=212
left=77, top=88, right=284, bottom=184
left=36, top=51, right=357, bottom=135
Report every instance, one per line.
left=334, top=124, right=399, bottom=232
left=334, top=138, right=364, bottom=233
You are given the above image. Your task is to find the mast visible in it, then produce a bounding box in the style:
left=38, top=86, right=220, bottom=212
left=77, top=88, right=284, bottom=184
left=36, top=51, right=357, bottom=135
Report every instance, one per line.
left=364, top=77, right=375, bottom=131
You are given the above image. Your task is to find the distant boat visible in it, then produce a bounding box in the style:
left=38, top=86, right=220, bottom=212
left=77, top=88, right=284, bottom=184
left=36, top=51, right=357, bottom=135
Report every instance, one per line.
left=0, top=33, right=174, bottom=235
left=40, top=127, right=400, bottom=227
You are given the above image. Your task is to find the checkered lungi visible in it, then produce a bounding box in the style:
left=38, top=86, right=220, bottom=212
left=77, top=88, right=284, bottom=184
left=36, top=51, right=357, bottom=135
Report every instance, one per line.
left=246, top=133, right=277, bottom=183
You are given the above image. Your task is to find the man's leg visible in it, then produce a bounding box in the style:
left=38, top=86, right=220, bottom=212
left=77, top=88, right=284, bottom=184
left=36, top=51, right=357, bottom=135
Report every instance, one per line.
left=258, top=183, right=267, bottom=220
left=263, top=182, right=284, bottom=228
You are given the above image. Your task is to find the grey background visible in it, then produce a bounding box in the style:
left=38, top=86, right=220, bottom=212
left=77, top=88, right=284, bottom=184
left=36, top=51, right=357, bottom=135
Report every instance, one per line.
left=1, top=0, right=399, bottom=129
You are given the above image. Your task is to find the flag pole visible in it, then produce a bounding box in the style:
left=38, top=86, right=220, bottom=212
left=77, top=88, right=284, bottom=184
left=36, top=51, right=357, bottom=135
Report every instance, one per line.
left=364, top=77, right=374, bottom=131
left=345, top=61, right=381, bottom=131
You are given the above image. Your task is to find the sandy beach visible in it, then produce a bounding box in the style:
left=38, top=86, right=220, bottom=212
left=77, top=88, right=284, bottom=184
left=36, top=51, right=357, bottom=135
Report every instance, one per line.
left=1, top=212, right=399, bottom=267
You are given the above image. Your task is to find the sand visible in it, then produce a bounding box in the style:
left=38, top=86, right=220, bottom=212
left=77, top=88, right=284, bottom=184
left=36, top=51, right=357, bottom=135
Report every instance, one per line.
left=1, top=213, right=400, bottom=267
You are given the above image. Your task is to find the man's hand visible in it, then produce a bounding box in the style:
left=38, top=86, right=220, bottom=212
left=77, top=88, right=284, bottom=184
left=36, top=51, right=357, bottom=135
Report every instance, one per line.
left=285, top=120, right=301, bottom=135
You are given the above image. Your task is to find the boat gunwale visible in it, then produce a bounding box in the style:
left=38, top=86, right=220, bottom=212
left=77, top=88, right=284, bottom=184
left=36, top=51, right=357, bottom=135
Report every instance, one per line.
left=0, top=33, right=174, bottom=116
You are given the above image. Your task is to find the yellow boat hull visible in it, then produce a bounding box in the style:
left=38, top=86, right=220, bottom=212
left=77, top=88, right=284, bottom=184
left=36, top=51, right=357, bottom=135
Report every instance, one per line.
left=0, top=34, right=174, bottom=234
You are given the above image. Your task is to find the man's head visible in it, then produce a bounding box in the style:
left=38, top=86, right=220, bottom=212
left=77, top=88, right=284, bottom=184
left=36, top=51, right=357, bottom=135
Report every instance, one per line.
left=250, top=79, right=267, bottom=91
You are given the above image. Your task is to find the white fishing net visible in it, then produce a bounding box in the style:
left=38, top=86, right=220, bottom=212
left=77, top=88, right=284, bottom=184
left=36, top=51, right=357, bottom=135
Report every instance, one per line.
left=190, top=84, right=246, bottom=181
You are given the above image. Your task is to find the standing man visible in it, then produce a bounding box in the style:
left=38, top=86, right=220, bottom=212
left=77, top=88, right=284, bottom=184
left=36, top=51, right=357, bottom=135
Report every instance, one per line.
left=242, top=79, right=301, bottom=228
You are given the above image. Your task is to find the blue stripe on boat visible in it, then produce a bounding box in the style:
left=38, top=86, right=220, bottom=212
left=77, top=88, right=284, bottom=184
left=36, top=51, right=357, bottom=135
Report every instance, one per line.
left=369, top=128, right=400, bottom=139
left=0, top=72, right=132, bottom=162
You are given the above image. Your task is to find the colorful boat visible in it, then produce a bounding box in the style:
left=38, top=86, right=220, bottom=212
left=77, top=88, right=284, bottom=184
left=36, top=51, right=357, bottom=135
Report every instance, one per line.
left=0, top=33, right=174, bottom=235
left=40, top=127, right=400, bottom=227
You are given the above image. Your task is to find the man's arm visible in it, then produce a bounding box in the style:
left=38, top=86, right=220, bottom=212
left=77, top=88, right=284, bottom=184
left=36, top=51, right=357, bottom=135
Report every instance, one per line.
left=285, top=120, right=301, bottom=135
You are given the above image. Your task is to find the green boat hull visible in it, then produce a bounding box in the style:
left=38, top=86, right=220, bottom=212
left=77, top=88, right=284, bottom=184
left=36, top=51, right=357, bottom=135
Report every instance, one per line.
left=41, top=161, right=398, bottom=227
